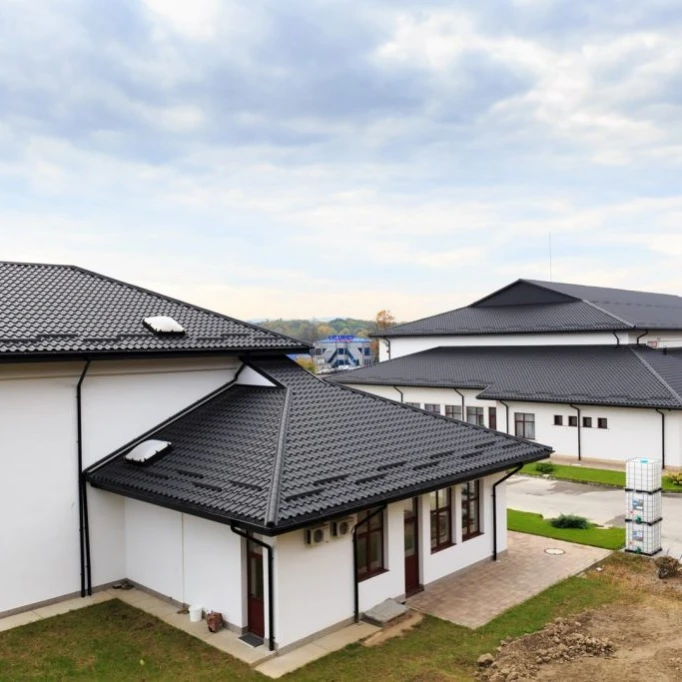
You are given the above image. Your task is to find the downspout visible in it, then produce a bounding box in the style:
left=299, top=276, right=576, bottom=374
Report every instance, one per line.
left=393, top=386, right=404, bottom=403
left=384, top=337, right=391, bottom=361
left=453, top=388, right=466, bottom=421
left=499, top=400, right=510, bottom=434
left=230, top=525, right=276, bottom=652
left=612, top=331, right=620, bottom=347
left=76, top=360, right=91, bottom=598
left=492, top=464, right=522, bottom=561
left=569, top=404, right=582, bottom=461
left=352, top=504, right=387, bottom=623
left=635, top=329, right=649, bottom=346
left=655, top=409, right=666, bottom=469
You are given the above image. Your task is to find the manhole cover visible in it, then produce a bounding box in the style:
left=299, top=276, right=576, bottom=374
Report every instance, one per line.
left=545, top=548, right=565, bottom=555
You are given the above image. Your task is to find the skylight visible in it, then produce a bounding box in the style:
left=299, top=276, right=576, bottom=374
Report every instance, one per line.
left=125, top=439, right=172, bottom=464
left=143, top=315, right=185, bottom=334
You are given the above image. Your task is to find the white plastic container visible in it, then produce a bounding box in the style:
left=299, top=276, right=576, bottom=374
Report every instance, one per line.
left=625, top=458, right=662, bottom=492
left=626, top=519, right=662, bottom=556
left=189, top=605, right=203, bottom=623
left=626, top=490, right=662, bottom=524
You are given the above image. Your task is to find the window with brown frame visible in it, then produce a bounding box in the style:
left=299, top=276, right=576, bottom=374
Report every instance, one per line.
left=355, top=508, right=385, bottom=580
left=488, top=407, right=497, bottom=430
left=514, top=412, right=536, bottom=439
left=554, top=415, right=563, bottom=426
left=424, top=403, right=441, bottom=414
left=568, top=415, right=578, bottom=427
left=467, top=406, right=484, bottom=426
left=583, top=416, right=593, bottom=428
left=598, top=417, right=608, bottom=429
left=430, top=488, right=453, bottom=552
left=445, top=404, right=462, bottom=420
left=461, top=480, right=481, bottom=540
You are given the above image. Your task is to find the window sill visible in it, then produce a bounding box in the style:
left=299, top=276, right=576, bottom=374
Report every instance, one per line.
left=357, top=568, right=388, bottom=583
left=430, top=542, right=455, bottom=554
left=462, top=532, right=483, bottom=542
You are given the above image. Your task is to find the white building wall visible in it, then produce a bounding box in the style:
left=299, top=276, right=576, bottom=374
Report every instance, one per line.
left=124, top=499, right=245, bottom=627
left=382, top=332, right=622, bottom=361
left=0, top=356, right=239, bottom=615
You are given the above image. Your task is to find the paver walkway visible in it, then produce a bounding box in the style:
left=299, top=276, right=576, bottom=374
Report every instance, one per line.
left=407, top=532, right=610, bottom=628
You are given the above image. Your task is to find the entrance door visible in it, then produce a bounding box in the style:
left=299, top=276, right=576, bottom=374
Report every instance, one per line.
left=404, top=498, right=421, bottom=595
left=247, top=540, right=265, bottom=638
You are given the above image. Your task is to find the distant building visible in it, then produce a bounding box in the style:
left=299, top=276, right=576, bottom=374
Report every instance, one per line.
left=313, top=335, right=372, bottom=372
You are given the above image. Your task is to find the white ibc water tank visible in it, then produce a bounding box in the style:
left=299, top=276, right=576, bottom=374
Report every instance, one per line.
left=626, top=458, right=662, bottom=492
left=625, top=458, right=662, bottom=556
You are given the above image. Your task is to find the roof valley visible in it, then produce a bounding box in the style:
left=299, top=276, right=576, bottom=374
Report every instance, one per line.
left=630, top=347, right=682, bottom=407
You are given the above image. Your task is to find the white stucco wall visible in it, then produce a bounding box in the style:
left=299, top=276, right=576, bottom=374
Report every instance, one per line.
left=382, top=332, right=622, bottom=361
left=124, top=499, right=245, bottom=627
left=0, top=356, right=239, bottom=615
left=347, top=382, right=682, bottom=468
left=275, top=479, right=505, bottom=648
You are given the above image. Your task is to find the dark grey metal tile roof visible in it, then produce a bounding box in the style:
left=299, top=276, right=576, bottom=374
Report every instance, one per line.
left=0, top=261, right=308, bottom=356
left=86, top=357, right=550, bottom=533
left=332, top=345, right=682, bottom=409
left=380, top=279, right=682, bottom=337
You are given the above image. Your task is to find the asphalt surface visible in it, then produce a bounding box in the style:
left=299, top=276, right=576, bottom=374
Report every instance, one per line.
left=507, top=475, right=682, bottom=558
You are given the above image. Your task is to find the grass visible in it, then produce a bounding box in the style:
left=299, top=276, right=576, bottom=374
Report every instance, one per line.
left=508, top=508, right=625, bottom=550
left=0, top=556, right=639, bottom=682
left=521, top=461, right=682, bottom=492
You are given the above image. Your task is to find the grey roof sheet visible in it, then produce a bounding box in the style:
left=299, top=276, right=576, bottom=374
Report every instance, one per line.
left=86, top=357, right=550, bottom=533
left=381, top=279, right=682, bottom=337
left=332, top=345, right=682, bottom=409
left=0, top=262, right=307, bottom=356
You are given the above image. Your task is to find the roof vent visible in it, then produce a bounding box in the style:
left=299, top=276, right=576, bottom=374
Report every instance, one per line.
left=143, top=315, right=185, bottom=335
left=125, top=439, right=172, bottom=464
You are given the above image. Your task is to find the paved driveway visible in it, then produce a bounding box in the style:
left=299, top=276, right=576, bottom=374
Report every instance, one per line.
left=507, top=475, right=682, bottom=557
left=407, top=532, right=609, bottom=628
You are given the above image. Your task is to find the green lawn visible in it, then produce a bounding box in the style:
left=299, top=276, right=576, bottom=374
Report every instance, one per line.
left=521, top=461, right=682, bottom=492
left=508, top=508, right=625, bottom=550
left=0, top=557, right=636, bottom=682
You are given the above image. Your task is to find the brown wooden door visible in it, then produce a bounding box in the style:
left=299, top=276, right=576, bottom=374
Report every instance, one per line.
left=247, top=541, right=265, bottom=638
left=404, top=498, right=421, bottom=595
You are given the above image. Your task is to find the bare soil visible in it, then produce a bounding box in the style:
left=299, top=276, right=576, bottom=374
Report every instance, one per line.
left=477, top=562, right=682, bottom=682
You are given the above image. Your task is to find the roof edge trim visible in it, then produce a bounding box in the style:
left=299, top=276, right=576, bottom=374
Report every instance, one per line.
left=265, top=386, right=292, bottom=527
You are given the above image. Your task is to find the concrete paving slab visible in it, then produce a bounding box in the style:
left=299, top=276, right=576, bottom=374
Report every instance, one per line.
left=256, top=642, right=329, bottom=679
left=313, top=622, right=378, bottom=652
left=0, top=610, right=42, bottom=632
left=364, top=598, right=408, bottom=625
left=407, top=532, right=609, bottom=629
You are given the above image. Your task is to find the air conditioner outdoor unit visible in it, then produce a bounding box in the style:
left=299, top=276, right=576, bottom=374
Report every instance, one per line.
left=330, top=516, right=355, bottom=538
left=304, top=524, right=330, bottom=546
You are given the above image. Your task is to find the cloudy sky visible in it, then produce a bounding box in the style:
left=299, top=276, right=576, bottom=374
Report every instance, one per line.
left=2, top=1, right=682, bottom=321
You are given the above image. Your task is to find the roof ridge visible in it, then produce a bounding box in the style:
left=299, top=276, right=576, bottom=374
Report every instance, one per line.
left=630, top=347, right=682, bottom=406
left=265, top=386, right=292, bottom=527
left=581, top=299, right=633, bottom=327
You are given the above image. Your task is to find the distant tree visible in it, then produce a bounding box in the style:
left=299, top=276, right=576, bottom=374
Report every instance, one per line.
left=354, top=328, right=369, bottom=339
left=375, top=309, right=396, bottom=333
left=295, top=356, right=316, bottom=373
left=316, top=324, right=335, bottom=339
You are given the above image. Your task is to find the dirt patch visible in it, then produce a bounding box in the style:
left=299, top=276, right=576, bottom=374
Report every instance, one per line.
left=362, top=610, right=424, bottom=648
left=477, top=562, right=682, bottom=682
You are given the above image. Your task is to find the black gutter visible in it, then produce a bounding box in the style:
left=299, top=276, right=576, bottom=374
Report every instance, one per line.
left=492, top=465, right=522, bottom=561
left=655, top=409, right=666, bottom=468
left=352, top=505, right=387, bottom=623
left=635, top=329, right=649, bottom=346
left=569, top=404, right=582, bottom=460
left=393, top=386, right=404, bottom=403
left=230, top=525, right=275, bottom=652
left=499, top=400, right=510, bottom=434
left=76, top=360, right=91, bottom=597
left=454, top=388, right=466, bottom=420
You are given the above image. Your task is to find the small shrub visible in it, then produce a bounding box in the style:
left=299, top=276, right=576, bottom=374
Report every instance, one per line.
left=550, top=514, right=590, bottom=530
left=666, top=471, right=682, bottom=486
left=535, top=461, right=555, bottom=474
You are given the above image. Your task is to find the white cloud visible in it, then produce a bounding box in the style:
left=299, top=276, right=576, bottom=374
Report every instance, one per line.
left=142, top=0, right=223, bottom=40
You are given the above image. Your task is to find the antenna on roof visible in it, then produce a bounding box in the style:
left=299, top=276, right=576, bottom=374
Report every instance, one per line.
left=548, top=232, right=553, bottom=281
